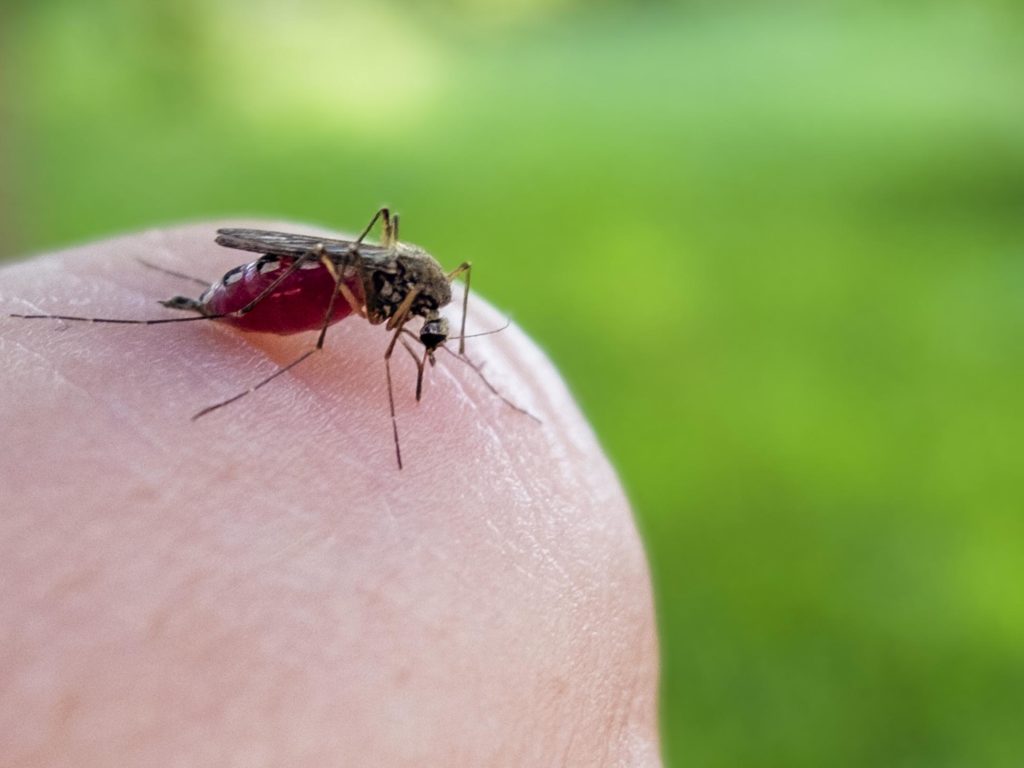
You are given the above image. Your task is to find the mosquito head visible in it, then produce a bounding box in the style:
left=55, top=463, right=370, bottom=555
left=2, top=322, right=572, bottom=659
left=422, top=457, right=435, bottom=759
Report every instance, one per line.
left=419, top=313, right=449, bottom=360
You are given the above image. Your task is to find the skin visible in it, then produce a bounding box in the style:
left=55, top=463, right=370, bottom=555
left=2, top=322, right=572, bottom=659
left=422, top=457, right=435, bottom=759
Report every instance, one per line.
left=0, top=223, right=660, bottom=767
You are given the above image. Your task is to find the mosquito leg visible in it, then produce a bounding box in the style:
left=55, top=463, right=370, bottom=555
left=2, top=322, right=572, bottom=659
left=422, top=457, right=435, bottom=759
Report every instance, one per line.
left=400, top=336, right=428, bottom=402
left=416, top=345, right=429, bottom=401
left=440, top=345, right=541, bottom=423
left=230, top=247, right=322, bottom=316
left=318, top=252, right=367, bottom=320
left=353, top=208, right=391, bottom=247
left=191, top=348, right=319, bottom=420
left=384, top=333, right=414, bottom=469
left=192, top=253, right=349, bottom=420
left=9, top=311, right=220, bottom=325
left=313, top=256, right=348, bottom=350
left=385, top=286, right=422, bottom=332
left=384, top=352, right=402, bottom=470
left=380, top=298, right=422, bottom=469
left=446, top=262, right=472, bottom=355
left=386, top=213, right=399, bottom=246
left=338, top=282, right=367, bottom=319
left=135, top=258, right=211, bottom=288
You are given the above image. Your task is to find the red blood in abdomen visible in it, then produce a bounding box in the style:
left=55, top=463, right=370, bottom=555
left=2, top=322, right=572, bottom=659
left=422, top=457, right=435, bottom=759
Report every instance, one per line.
left=203, top=259, right=363, bottom=335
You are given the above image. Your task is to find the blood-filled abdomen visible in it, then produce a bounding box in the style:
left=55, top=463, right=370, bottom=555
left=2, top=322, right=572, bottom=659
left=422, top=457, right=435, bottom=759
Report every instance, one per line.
left=201, top=256, right=363, bottom=335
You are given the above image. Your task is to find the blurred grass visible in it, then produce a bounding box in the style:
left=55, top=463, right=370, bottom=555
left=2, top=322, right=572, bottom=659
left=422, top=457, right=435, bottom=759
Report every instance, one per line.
left=4, top=1, right=1024, bottom=765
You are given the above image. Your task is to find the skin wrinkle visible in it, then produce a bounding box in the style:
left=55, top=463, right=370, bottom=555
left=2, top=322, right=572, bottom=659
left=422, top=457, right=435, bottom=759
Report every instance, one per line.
left=0, top=223, right=660, bottom=767
left=10, top=328, right=192, bottom=467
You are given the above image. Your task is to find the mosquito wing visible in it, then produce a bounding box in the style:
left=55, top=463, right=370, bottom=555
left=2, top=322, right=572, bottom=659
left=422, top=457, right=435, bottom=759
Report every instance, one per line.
left=215, top=228, right=393, bottom=261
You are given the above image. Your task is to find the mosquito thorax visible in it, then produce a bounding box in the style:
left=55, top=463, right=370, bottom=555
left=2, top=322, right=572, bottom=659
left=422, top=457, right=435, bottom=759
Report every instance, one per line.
left=369, top=243, right=452, bottom=323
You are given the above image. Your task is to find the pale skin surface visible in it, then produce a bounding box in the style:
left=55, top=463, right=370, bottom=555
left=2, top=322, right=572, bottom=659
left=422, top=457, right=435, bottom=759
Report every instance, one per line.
left=0, top=223, right=660, bottom=767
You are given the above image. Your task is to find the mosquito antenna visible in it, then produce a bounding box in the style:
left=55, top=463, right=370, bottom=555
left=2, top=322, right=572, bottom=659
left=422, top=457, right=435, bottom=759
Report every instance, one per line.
left=439, top=346, right=541, bottom=422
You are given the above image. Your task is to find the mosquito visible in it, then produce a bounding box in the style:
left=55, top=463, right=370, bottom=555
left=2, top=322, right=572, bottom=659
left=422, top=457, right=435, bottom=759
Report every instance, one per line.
left=10, top=208, right=537, bottom=468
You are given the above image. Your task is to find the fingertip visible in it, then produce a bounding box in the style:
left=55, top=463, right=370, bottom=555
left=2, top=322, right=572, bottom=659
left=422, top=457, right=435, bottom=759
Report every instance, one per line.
left=1, top=221, right=659, bottom=765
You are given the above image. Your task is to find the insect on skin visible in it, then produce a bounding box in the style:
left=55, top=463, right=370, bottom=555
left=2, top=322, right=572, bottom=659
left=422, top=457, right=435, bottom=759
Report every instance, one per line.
left=10, top=208, right=537, bottom=468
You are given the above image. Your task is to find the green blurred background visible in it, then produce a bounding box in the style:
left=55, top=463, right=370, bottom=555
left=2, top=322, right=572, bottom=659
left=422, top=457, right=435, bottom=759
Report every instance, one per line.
left=4, top=0, right=1022, bottom=764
